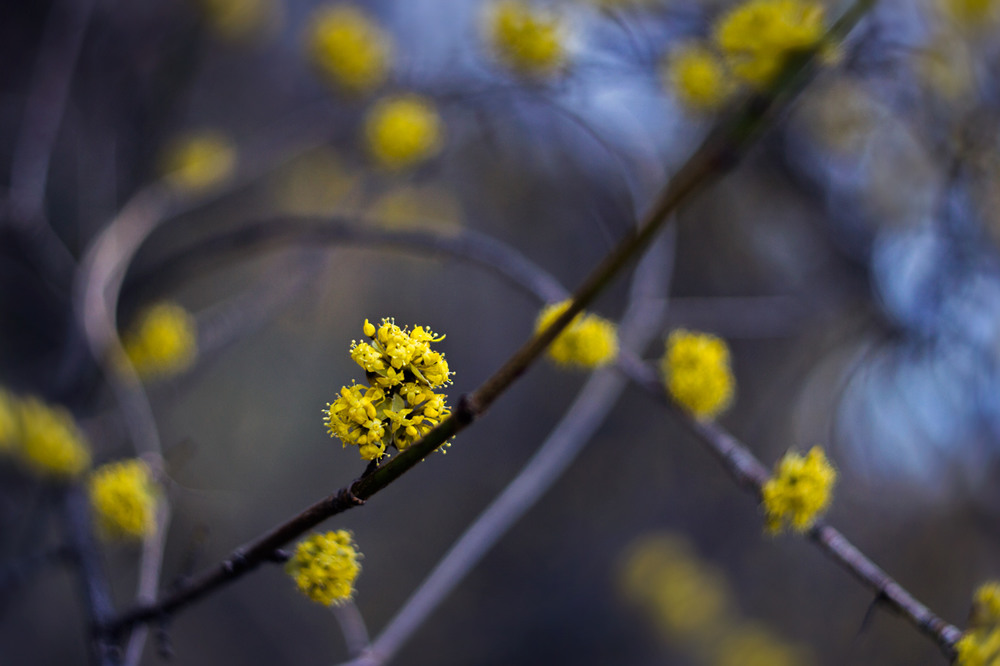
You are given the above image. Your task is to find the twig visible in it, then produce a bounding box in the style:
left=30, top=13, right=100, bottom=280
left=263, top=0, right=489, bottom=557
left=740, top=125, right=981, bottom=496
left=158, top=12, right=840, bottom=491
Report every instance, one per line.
left=331, top=601, right=371, bottom=659
left=122, top=500, right=172, bottom=666
left=9, top=0, right=96, bottom=222
left=344, top=230, right=675, bottom=666
left=61, top=485, right=119, bottom=666
left=131, top=219, right=567, bottom=306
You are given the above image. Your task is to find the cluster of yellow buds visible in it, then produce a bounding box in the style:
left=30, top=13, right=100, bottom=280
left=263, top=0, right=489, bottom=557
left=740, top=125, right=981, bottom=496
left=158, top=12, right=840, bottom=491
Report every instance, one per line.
left=957, top=582, right=1000, bottom=665
left=286, top=530, right=362, bottom=605
left=121, top=301, right=198, bottom=381
left=486, top=0, right=568, bottom=79
left=0, top=389, right=91, bottom=480
left=325, top=318, right=452, bottom=461
left=88, top=459, right=159, bottom=541
left=761, top=446, right=837, bottom=534
left=663, top=0, right=827, bottom=112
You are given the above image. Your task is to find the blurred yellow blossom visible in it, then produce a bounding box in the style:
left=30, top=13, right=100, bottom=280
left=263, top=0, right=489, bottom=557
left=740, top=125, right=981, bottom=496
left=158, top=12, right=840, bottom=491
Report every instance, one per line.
left=161, top=131, right=236, bottom=191
left=761, top=446, right=836, bottom=534
left=122, top=302, right=198, bottom=380
left=369, top=184, right=463, bottom=232
left=620, top=534, right=732, bottom=640
left=664, top=42, right=735, bottom=112
left=273, top=148, right=362, bottom=216
left=661, top=329, right=734, bottom=419
left=88, top=459, right=159, bottom=540
left=714, top=623, right=812, bottom=666
left=714, top=0, right=826, bottom=88
left=18, top=397, right=91, bottom=479
left=486, top=0, right=567, bottom=78
left=194, top=0, right=280, bottom=42
left=364, top=95, right=444, bottom=170
left=307, top=4, right=392, bottom=95
left=286, top=530, right=361, bottom=605
left=916, top=31, right=976, bottom=102
left=535, top=300, right=618, bottom=369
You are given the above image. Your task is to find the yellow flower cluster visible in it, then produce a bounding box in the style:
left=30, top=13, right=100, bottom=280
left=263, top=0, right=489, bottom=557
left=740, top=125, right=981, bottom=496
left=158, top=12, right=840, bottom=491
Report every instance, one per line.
left=307, top=4, right=391, bottom=95
left=957, top=581, right=1000, bottom=666
left=535, top=300, right=618, bottom=369
left=662, top=0, right=826, bottom=112
left=88, top=459, right=158, bottom=540
left=364, top=95, right=444, bottom=170
left=665, top=43, right=735, bottom=112
left=761, top=446, right=836, bottom=534
left=160, top=131, right=236, bottom=192
left=486, top=0, right=567, bottom=78
left=286, top=530, right=361, bottom=605
left=715, top=0, right=826, bottom=87
left=121, top=302, right=198, bottom=380
left=15, top=396, right=92, bottom=479
left=325, top=318, right=452, bottom=460
left=660, top=329, right=734, bottom=420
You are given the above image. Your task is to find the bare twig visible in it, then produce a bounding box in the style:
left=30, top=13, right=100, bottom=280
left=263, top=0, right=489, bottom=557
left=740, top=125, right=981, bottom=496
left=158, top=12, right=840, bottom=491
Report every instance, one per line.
left=61, top=486, right=119, bottom=666
left=331, top=602, right=371, bottom=659
left=9, top=0, right=96, bottom=221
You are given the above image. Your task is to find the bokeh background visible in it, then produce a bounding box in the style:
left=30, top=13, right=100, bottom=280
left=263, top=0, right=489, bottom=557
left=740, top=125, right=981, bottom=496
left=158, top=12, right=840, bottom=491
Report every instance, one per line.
left=3, top=0, right=1000, bottom=664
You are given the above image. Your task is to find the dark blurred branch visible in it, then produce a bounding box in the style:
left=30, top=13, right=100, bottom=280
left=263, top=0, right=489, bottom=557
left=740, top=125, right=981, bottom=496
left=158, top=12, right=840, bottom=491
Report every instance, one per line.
left=61, top=486, right=119, bottom=666
left=9, top=0, right=95, bottom=222
left=99, top=1, right=876, bottom=642
left=133, top=217, right=566, bottom=304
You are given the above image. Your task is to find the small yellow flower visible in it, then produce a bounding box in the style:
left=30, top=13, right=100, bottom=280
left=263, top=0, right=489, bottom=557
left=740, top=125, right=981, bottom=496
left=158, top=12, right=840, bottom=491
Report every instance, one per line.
left=307, top=4, right=392, bottom=95
left=18, top=397, right=91, bottom=479
left=88, top=460, right=158, bottom=540
left=971, top=582, right=1000, bottom=630
left=486, top=0, right=567, bottom=78
left=761, top=446, right=836, bottom=534
left=714, top=0, right=826, bottom=88
left=286, top=530, right=362, bottom=605
left=160, top=131, right=236, bottom=191
left=122, top=302, right=198, bottom=380
left=661, top=329, right=734, bottom=419
left=664, top=43, right=735, bottom=112
left=535, top=300, right=618, bottom=369
left=364, top=95, right=444, bottom=170
left=957, top=627, right=1000, bottom=666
